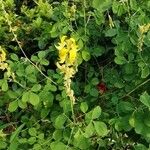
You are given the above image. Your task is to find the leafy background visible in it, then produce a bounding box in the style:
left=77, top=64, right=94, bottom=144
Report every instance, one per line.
left=0, top=0, right=150, bottom=149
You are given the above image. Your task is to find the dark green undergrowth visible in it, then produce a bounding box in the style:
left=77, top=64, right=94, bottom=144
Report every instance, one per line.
left=0, top=0, right=150, bottom=150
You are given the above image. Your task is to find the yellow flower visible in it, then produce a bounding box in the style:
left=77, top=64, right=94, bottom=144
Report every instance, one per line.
left=0, top=47, right=6, bottom=62
left=0, top=62, right=8, bottom=70
left=55, top=36, right=67, bottom=51
left=56, top=36, right=78, bottom=65
left=61, top=36, right=67, bottom=43
left=68, top=49, right=77, bottom=65
left=56, top=36, right=79, bottom=104
left=59, top=48, right=68, bottom=63
left=108, top=14, right=114, bottom=29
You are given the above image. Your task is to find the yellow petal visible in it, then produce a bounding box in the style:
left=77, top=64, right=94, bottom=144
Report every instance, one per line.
left=59, top=48, right=68, bottom=63
left=69, top=38, right=76, bottom=44
left=60, top=36, right=67, bottom=43
left=55, top=42, right=65, bottom=50
left=0, top=48, right=6, bottom=62
left=68, top=49, right=77, bottom=64
left=0, top=62, right=8, bottom=70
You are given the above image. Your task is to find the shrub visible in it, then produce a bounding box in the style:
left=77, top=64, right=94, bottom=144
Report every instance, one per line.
left=0, top=0, right=150, bottom=149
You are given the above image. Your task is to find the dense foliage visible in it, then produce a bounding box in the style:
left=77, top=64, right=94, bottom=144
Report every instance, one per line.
left=0, top=0, right=150, bottom=149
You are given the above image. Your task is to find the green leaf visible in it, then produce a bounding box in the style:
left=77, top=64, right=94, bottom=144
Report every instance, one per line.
left=73, top=130, right=90, bottom=149
left=140, top=91, right=150, bottom=108
left=55, top=114, right=67, bottom=129
left=129, top=116, right=135, bottom=127
left=26, top=74, right=37, bottom=83
left=144, top=112, right=150, bottom=127
left=22, top=92, right=30, bottom=103
left=130, top=0, right=138, bottom=10
left=93, top=121, right=108, bottom=137
left=8, top=100, right=18, bottom=112
left=117, top=101, right=134, bottom=113
left=39, top=91, right=54, bottom=107
left=31, top=56, right=38, bottom=62
left=90, top=88, right=99, bottom=97
left=28, top=137, right=36, bottom=145
left=2, top=80, right=8, bottom=91
left=38, top=51, right=46, bottom=59
left=10, top=53, right=19, bottom=61
left=134, top=144, right=147, bottom=150
left=85, top=111, right=93, bottom=124
left=25, top=65, right=35, bottom=74
left=63, top=128, right=71, bottom=142
left=41, top=108, right=50, bottom=118
left=115, top=116, right=132, bottom=132
left=7, top=90, right=18, bottom=99
left=114, top=56, right=126, bottom=65
left=105, top=29, right=117, bottom=37
left=28, top=128, right=37, bottom=137
left=92, top=106, right=102, bottom=119
left=84, top=122, right=95, bottom=138
left=18, top=100, right=27, bottom=109
left=80, top=102, right=88, bottom=113
left=37, top=133, right=44, bottom=140
left=112, top=1, right=126, bottom=16
left=40, top=59, right=49, bottom=66
left=50, top=141, right=67, bottom=150
left=8, top=140, right=19, bottom=150
left=10, top=124, right=25, bottom=143
left=124, top=63, right=134, bottom=74
left=60, top=99, right=71, bottom=113
left=92, top=0, right=112, bottom=12
left=0, top=141, right=7, bottom=149
left=29, top=92, right=40, bottom=106
left=18, top=138, right=27, bottom=144
left=91, top=78, right=99, bottom=85
left=134, top=112, right=145, bottom=134
left=38, top=39, right=48, bottom=50
left=49, top=84, right=57, bottom=92
left=53, top=130, right=62, bottom=141
left=45, top=84, right=57, bottom=92
left=82, top=51, right=91, bottom=61
left=141, top=66, right=149, bottom=78
left=92, top=46, right=105, bottom=57
left=31, top=84, right=41, bottom=92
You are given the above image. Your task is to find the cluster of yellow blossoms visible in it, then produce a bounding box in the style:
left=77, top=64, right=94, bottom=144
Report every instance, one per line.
left=56, top=36, right=78, bottom=104
left=0, top=46, right=15, bottom=80
left=0, top=46, right=8, bottom=70
left=138, top=23, right=150, bottom=51
left=56, top=36, right=78, bottom=66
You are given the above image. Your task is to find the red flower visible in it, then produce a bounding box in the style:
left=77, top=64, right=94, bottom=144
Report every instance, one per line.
left=97, top=82, right=107, bottom=94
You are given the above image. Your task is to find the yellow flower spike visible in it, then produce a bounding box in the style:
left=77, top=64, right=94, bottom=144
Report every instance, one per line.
left=56, top=35, right=78, bottom=105
left=0, top=47, right=6, bottom=62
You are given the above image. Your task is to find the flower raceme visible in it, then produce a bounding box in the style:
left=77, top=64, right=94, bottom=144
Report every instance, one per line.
left=55, top=36, right=78, bottom=66
left=0, top=46, right=8, bottom=70
left=56, top=36, right=78, bottom=104
left=0, top=47, right=6, bottom=62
